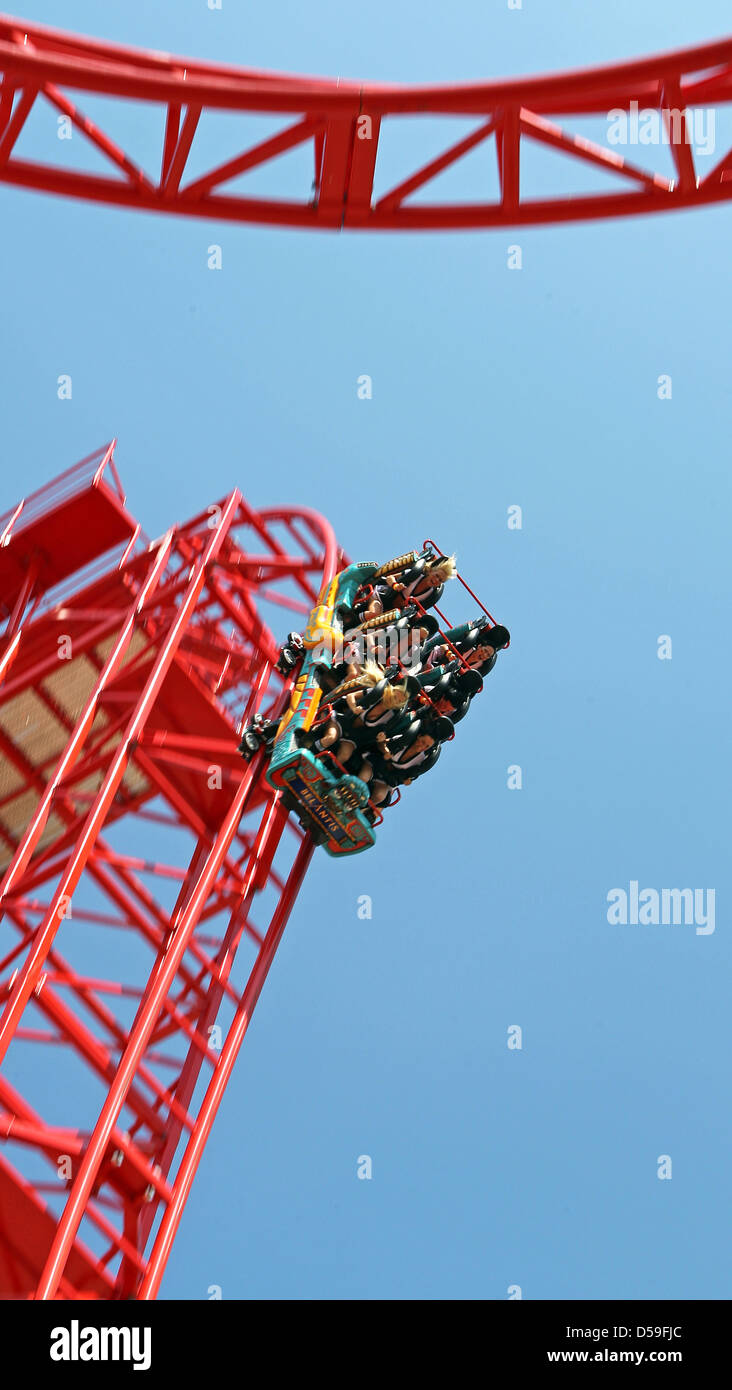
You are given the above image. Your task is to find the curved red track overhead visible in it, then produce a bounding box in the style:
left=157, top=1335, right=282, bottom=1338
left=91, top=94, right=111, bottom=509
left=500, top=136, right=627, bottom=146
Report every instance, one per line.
left=1, top=16, right=731, bottom=229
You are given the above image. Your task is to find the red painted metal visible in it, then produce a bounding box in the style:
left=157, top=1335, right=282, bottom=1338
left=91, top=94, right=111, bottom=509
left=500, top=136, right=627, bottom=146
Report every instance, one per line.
left=422, top=537, right=506, bottom=645
left=1, top=16, right=731, bottom=229
left=0, top=443, right=339, bottom=1298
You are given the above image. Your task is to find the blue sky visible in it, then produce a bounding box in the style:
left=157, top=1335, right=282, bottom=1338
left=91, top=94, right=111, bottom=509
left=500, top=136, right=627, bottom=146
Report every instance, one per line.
left=1, top=0, right=731, bottom=1299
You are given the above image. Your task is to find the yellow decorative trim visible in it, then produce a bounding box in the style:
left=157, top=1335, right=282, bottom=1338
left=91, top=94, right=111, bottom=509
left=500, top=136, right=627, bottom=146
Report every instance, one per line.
left=373, top=551, right=418, bottom=580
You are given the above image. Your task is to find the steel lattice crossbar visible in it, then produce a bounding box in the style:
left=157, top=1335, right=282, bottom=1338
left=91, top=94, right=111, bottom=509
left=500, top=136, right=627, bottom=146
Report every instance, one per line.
left=0, top=446, right=340, bottom=1298
left=0, top=15, right=731, bottom=228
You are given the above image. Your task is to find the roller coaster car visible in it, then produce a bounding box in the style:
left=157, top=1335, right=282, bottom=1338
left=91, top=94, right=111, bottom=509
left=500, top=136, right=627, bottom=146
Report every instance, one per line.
left=265, top=562, right=381, bottom=857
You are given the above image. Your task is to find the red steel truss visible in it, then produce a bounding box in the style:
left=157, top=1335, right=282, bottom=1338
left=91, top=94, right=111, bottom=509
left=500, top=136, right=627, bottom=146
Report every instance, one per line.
left=0, top=444, right=341, bottom=1298
left=0, top=16, right=731, bottom=229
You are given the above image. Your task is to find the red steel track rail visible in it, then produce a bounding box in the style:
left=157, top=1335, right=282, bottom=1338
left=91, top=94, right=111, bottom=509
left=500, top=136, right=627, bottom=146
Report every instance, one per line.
left=0, top=16, right=731, bottom=229
left=0, top=445, right=338, bottom=1298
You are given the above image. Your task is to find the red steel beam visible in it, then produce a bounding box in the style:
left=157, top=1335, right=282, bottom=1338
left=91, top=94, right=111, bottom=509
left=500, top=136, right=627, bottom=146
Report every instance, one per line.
left=1, top=17, right=730, bottom=229
left=34, top=751, right=265, bottom=1298
left=138, top=833, right=314, bottom=1299
left=0, top=449, right=340, bottom=1297
left=0, top=531, right=173, bottom=909
left=0, top=493, right=240, bottom=1067
left=132, top=796, right=293, bottom=1268
left=4, top=909, right=188, bottom=1142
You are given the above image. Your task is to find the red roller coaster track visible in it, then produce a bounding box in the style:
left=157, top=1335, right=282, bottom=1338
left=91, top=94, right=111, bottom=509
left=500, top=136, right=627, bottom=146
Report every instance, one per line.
left=1, top=11, right=730, bottom=1305
left=1, top=16, right=731, bottom=229
left=0, top=446, right=341, bottom=1298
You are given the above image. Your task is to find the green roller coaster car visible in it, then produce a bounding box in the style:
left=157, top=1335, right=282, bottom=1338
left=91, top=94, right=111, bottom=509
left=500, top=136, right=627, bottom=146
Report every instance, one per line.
left=266, top=562, right=379, bottom=856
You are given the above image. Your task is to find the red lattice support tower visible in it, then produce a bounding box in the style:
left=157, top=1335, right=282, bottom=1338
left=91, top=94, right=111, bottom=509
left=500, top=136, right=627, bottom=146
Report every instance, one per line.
left=0, top=443, right=341, bottom=1299
left=0, top=16, right=731, bottom=229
